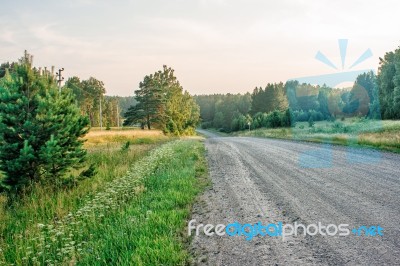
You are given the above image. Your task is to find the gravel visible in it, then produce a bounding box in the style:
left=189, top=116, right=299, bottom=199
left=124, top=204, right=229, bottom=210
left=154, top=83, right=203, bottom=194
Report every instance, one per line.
left=190, top=130, right=400, bottom=265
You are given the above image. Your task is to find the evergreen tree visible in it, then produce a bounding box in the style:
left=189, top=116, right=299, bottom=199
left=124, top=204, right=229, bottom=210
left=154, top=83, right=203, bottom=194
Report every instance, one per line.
left=377, top=50, right=397, bottom=119
left=125, top=73, right=165, bottom=129
left=0, top=53, right=89, bottom=193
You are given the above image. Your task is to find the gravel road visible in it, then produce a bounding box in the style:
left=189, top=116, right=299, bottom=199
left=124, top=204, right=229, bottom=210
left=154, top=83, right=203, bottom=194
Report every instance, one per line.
left=190, top=130, right=400, bottom=265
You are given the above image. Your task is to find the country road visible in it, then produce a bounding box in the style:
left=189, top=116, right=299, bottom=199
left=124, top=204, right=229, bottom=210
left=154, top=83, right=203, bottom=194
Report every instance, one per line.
left=191, top=130, right=400, bottom=265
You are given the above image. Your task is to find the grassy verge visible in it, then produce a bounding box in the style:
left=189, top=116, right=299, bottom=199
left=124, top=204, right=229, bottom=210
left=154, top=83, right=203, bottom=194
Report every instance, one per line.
left=77, top=140, right=208, bottom=265
left=232, top=119, right=400, bottom=153
left=0, top=138, right=207, bottom=265
left=0, top=130, right=170, bottom=264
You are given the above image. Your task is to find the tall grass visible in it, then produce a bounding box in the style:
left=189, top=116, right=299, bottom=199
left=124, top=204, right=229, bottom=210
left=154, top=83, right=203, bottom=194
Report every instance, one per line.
left=235, top=119, right=400, bottom=152
left=0, top=135, right=207, bottom=265
left=77, top=140, right=207, bottom=265
left=0, top=130, right=171, bottom=264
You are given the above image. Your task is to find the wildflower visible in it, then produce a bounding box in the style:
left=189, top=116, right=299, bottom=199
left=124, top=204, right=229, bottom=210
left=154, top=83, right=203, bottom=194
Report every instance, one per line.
left=37, top=223, right=45, bottom=229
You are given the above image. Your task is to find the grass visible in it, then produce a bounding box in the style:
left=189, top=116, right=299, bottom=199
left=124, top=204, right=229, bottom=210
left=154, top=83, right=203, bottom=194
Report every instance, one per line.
left=77, top=140, right=208, bottom=265
left=0, top=130, right=208, bottom=264
left=234, top=119, right=400, bottom=153
left=84, top=128, right=169, bottom=149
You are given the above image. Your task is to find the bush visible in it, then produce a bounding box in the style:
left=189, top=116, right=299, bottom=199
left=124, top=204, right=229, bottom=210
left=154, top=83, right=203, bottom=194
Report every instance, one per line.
left=308, top=116, right=315, bottom=127
left=292, top=109, right=325, bottom=122
left=200, top=121, right=212, bottom=129
left=120, top=141, right=131, bottom=152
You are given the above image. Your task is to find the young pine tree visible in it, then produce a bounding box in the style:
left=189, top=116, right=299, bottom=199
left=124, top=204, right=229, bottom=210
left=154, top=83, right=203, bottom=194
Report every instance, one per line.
left=0, top=55, right=89, bottom=193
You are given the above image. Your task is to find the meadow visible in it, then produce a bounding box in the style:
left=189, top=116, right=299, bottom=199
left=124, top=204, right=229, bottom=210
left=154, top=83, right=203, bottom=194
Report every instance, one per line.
left=0, top=129, right=207, bottom=265
left=235, top=119, right=400, bottom=153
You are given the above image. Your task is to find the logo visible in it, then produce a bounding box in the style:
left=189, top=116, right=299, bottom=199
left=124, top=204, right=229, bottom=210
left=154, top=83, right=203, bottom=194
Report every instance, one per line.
left=188, top=219, right=384, bottom=241
left=286, top=39, right=382, bottom=168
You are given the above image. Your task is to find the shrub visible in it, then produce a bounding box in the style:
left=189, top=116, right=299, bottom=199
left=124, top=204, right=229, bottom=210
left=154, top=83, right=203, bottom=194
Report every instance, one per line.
left=308, top=116, right=315, bottom=127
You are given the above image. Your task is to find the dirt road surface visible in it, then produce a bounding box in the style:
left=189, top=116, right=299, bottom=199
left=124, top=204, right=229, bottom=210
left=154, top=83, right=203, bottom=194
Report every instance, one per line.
left=191, top=130, right=400, bottom=265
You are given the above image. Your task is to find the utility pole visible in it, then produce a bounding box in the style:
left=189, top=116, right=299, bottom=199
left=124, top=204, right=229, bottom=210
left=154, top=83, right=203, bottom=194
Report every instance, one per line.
left=99, top=95, right=103, bottom=130
left=116, top=104, right=120, bottom=128
left=56, top=68, right=64, bottom=93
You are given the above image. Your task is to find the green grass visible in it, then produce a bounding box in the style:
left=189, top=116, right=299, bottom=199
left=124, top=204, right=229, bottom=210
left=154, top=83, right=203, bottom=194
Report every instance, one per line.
left=77, top=140, right=208, bottom=265
left=234, top=119, right=400, bottom=153
left=0, top=139, right=207, bottom=265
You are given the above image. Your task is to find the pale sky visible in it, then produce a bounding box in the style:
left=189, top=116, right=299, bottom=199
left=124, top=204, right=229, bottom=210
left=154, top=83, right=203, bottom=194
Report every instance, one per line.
left=1, top=0, right=399, bottom=96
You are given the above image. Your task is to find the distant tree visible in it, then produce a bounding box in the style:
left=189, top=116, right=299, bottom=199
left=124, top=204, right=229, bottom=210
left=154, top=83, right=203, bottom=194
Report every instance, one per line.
left=392, top=50, right=400, bottom=119
left=318, top=86, right=332, bottom=119
left=354, top=71, right=377, bottom=103
left=105, top=96, right=137, bottom=118
left=65, top=76, right=106, bottom=127
left=213, top=111, right=224, bottom=129
left=295, top=83, right=320, bottom=112
left=124, top=65, right=199, bottom=134
left=285, top=80, right=300, bottom=110
left=251, top=83, right=288, bottom=114
left=377, top=49, right=397, bottom=119
left=0, top=62, right=11, bottom=78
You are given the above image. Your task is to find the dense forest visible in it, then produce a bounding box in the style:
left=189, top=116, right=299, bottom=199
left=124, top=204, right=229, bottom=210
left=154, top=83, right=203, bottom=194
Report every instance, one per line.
left=196, top=46, right=399, bottom=132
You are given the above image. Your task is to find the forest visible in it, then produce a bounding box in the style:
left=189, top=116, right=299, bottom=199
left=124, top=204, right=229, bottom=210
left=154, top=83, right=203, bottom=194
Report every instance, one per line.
left=195, top=46, right=400, bottom=132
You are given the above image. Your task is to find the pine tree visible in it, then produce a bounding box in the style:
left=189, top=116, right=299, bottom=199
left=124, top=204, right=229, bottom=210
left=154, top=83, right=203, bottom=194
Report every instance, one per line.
left=0, top=53, right=89, bottom=193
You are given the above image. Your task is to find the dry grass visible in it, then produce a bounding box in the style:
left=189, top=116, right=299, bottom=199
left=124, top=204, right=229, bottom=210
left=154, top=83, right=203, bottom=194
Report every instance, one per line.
left=236, top=119, right=400, bottom=153
left=359, top=130, right=400, bottom=151
left=83, top=129, right=167, bottom=148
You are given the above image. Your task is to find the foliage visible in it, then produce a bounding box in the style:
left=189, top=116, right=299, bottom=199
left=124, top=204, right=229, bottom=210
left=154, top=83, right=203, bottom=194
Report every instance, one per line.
left=0, top=140, right=206, bottom=265
left=0, top=53, right=89, bottom=193
left=308, top=116, right=315, bottom=127
left=378, top=46, right=400, bottom=119
left=195, top=93, right=252, bottom=132
left=251, top=83, right=288, bottom=114
left=124, top=65, right=200, bottom=135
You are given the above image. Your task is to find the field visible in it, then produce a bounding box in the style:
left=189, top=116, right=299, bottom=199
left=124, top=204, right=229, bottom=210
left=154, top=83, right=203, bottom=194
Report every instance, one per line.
left=83, top=128, right=169, bottom=148
left=235, top=119, right=400, bottom=153
left=0, top=129, right=208, bottom=265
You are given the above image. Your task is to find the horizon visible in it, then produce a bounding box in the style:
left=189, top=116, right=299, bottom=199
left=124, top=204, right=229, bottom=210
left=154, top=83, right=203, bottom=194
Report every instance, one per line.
left=1, top=0, right=399, bottom=96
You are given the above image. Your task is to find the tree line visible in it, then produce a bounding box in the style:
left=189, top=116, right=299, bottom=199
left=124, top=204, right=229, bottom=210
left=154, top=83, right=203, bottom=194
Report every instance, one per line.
left=0, top=52, right=199, bottom=195
left=196, top=45, right=400, bottom=132
left=1, top=60, right=137, bottom=130
left=64, top=77, right=137, bottom=128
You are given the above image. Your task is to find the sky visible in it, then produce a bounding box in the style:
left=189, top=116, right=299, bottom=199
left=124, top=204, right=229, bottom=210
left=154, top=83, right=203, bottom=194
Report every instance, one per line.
left=1, top=0, right=399, bottom=96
